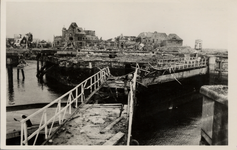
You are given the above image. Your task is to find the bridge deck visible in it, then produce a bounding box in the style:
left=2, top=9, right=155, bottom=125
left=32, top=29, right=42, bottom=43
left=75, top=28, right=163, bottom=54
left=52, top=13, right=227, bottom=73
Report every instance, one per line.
left=44, top=104, right=128, bottom=145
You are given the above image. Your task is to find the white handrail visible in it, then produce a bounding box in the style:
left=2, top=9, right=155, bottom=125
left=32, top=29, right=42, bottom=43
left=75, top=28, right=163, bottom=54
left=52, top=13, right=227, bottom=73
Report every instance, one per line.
left=127, top=66, right=138, bottom=145
left=20, top=67, right=111, bottom=146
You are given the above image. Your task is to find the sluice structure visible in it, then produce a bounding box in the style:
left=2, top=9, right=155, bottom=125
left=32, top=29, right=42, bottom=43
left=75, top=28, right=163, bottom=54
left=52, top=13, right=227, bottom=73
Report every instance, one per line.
left=6, top=47, right=228, bottom=146
left=34, top=49, right=209, bottom=88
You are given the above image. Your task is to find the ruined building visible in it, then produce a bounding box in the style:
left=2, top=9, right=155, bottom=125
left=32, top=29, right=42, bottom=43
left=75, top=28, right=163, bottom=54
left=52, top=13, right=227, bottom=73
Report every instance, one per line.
left=53, top=22, right=99, bottom=49
left=137, top=31, right=183, bottom=50
left=116, top=34, right=137, bottom=49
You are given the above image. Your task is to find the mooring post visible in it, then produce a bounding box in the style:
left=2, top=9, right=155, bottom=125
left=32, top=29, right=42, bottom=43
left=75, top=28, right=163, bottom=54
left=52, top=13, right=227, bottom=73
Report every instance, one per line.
left=17, top=69, right=19, bottom=80
left=21, top=69, right=25, bottom=80
left=41, top=53, right=44, bottom=68
left=37, top=57, right=39, bottom=75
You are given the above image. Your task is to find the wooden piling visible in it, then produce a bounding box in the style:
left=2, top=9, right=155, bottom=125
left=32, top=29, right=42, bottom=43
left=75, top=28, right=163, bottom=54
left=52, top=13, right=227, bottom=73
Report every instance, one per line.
left=21, top=69, right=25, bottom=79
left=17, top=69, right=19, bottom=80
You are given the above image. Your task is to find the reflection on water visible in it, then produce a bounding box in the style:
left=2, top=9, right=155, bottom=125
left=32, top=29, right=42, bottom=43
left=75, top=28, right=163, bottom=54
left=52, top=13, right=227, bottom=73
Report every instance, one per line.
left=7, top=65, right=14, bottom=105
left=6, top=60, right=70, bottom=106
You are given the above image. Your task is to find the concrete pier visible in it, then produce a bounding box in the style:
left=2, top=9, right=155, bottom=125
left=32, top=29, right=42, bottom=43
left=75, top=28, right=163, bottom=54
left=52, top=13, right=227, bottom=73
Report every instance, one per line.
left=200, top=85, right=228, bottom=145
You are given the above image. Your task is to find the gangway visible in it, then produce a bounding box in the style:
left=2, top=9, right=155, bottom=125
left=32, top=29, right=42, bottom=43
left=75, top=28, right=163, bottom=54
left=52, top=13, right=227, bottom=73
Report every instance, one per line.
left=20, top=67, right=111, bottom=145
left=19, top=66, right=139, bottom=146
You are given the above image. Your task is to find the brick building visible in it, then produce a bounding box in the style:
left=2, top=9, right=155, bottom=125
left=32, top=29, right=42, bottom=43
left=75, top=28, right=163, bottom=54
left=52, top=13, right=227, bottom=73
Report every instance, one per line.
left=53, top=22, right=99, bottom=49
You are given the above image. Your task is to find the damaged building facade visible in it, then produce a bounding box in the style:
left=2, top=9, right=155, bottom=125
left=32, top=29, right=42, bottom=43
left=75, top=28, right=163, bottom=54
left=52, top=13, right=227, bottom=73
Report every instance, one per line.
left=116, top=34, right=137, bottom=49
left=137, top=31, right=183, bottom=51
left=53, top=22, right=99, bottom=49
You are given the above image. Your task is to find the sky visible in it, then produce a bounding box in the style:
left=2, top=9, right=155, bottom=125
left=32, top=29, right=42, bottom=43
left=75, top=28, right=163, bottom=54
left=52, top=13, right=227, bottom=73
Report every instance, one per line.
left=4, top=0, right=233, bottom=49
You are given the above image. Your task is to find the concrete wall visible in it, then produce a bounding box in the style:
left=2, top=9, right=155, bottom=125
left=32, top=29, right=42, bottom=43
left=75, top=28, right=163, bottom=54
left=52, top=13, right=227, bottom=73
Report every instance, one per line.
left=200, top=85, right=228, bottom=145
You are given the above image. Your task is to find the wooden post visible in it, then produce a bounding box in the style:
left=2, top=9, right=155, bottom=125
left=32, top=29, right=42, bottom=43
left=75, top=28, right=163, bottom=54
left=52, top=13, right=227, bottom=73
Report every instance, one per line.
left=41, top=53, right=43, bottom=68
left=17, top=69, right=19, bottom=80
left=37, top=58, right=39, bottom=75
left=21, top=69, right=25, bottom=80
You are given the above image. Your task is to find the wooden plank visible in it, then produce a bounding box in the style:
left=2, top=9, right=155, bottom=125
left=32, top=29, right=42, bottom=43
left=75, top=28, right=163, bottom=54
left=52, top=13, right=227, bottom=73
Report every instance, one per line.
left=103, top=132, right=124, bottom=145
left=201, top=129, right=212, bottom=145
left=100, top=116, right=123, bottom=134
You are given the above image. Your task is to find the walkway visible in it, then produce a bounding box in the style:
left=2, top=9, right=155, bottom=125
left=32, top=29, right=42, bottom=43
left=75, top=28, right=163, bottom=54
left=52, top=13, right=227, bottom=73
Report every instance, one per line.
left=44, top=104, right=128, bottom=145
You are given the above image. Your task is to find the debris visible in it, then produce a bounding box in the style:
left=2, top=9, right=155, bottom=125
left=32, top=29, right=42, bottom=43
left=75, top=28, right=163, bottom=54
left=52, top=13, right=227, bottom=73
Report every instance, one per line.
left=90, top=117, right=105, bottom=124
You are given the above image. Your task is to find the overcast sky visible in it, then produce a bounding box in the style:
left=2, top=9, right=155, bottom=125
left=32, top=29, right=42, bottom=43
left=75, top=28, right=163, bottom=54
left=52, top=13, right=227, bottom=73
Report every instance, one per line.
left=4, top=0, right=233, bottom=49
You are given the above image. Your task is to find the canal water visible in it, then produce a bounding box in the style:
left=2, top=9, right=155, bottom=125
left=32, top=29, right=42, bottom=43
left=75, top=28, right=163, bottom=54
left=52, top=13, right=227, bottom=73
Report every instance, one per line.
left=6, top=60, right=228, bottom=145
left=6, top=60, right=71, bottom=106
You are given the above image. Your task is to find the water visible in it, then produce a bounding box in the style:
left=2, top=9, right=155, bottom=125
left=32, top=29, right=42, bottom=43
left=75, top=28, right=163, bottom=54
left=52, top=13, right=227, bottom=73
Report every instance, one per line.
left=6, top=60, right=71, bottom=106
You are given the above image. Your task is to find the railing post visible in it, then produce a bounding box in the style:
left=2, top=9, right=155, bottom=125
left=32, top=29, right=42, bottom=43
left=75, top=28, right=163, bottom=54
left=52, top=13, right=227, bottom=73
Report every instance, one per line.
left=21, top=122, right=23, bottom=145
left=75, top=87, right=78, bottom=108
left=24, top=122, right=28, bottom=145
left=81, top=85, right=85, bottom=104
left=99, top=71, right=102, bottom=85
left=97, top=73, right=100, bottom=88
left=69, top=93, right=72, bottom=114
left=90, top=77, right=92, bottom=93
left=94, top=75, right=96, bottom=91
left=44, top=111, right=48, bottom=140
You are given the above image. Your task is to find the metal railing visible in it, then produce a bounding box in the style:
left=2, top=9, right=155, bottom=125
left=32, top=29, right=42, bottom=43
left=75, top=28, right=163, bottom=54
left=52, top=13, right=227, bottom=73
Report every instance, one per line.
left=20, top=67, right=111, bottom=146
left=127, top=66, right=138, bottom=145
left=151, top=57, right=207, bottom=71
